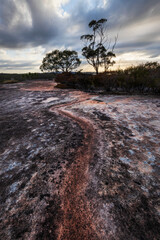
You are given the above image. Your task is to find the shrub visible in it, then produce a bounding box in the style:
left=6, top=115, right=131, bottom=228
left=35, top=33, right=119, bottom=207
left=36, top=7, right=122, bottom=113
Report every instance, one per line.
left=55, top=62, right=160, bottom=94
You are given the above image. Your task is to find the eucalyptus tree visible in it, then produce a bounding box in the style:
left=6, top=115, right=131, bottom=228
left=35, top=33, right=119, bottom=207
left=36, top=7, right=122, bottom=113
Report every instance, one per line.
left=40, top=50, right=81, bottom=73
left=81, top=19, right=116, bottom=74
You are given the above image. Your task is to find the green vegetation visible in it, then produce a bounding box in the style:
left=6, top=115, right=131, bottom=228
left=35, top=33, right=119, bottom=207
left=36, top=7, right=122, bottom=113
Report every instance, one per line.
left=55, top=62, right=160, bottom=94
left=40, top=50, right=81, bottom=73
left=39, top=19, right=115, bottom=75
left=0, top=72, right=56, bottom=84
left=81, top=18, right=116, bottom=74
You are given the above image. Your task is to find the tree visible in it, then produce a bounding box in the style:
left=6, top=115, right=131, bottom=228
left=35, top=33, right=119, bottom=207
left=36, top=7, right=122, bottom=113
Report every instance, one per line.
left=102, top=51, right=116, bottom=72
left=81, top=19, right=116, bottom=74
left=40, top=50, right=81, bottom=73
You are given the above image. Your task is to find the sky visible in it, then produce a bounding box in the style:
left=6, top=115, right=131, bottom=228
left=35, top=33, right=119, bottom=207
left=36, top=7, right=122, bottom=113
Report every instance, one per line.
left=0, top=0, right=160, bottom=73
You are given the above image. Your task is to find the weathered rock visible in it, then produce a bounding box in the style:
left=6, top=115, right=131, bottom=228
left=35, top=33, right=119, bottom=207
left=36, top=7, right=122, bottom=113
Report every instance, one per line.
left=0, top=81, right=159, bottom=240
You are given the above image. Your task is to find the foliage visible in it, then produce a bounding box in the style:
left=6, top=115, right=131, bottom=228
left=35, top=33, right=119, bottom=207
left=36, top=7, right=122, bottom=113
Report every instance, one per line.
left=81, top=19, right=116, bottom=74
left=55, top=72, right=95, bottom=90
left=121, top=62, right=160, bottom=92
left=55, top=62, right=160, bottom=94
left=55, top=83, right=69, bottom=89
left=40, top=50, right=81, bottom=73
left=0, top=72, right=56, bottom=84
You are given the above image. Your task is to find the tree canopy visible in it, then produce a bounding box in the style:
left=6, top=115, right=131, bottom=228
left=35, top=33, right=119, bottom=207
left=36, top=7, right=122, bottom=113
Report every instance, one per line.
left=81, top=18, right=117, bottom=74
left=40, top=50, right=81, bottom=73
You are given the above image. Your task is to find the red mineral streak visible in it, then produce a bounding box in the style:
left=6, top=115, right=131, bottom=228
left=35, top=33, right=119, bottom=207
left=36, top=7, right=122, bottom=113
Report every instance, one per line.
left=50, top=97, right=100, bottom=239
left=57, top=110, right=98, bottom=239
left=20, top=81, right=56, bottom=91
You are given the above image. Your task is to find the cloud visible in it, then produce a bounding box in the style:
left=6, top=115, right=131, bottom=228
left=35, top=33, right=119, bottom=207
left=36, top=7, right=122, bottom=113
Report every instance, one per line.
left=0, top=0, right=69, bottom=48
left=0, top=0, right=159, bottom=72
left=0, top=46, right=45, bottom=72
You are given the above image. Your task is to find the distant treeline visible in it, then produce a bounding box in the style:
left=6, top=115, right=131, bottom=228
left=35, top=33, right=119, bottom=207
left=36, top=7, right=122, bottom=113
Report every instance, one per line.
left=1, top=62, right=160, bottom=94
left=0, top=72, right=56, bottom=84
left=55, top=62, right=160, bottom=94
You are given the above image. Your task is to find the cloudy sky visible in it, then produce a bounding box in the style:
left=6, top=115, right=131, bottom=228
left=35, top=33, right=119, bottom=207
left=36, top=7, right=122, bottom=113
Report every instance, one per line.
left=0, top=0, right=160, bottom=73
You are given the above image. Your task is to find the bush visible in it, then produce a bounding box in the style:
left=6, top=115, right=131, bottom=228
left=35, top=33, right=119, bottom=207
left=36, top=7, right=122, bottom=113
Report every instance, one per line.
left=55, top=72, right=95, bottom=90
left=55, top=62, right=160, bottom=94
left=55, top=83, right=69, bottom=89
left=0, top=72, right=56, bottom=84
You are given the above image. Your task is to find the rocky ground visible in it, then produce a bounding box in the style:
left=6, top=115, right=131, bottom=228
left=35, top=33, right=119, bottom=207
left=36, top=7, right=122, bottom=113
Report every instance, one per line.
left=0, top=80, right=160, bottom=240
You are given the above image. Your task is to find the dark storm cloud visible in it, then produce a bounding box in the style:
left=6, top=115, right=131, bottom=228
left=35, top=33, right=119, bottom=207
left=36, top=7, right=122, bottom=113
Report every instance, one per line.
left=68, top=0, right=160, bottom=28
left=68, top=0, right=160, bottom=60
left=105, top=0, right=160, bottom=27
left=0, top=0, right=159, bottom=62
left=0, top=0, right=62, bottom=48
left=69, top=0, right=160, bottom=54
